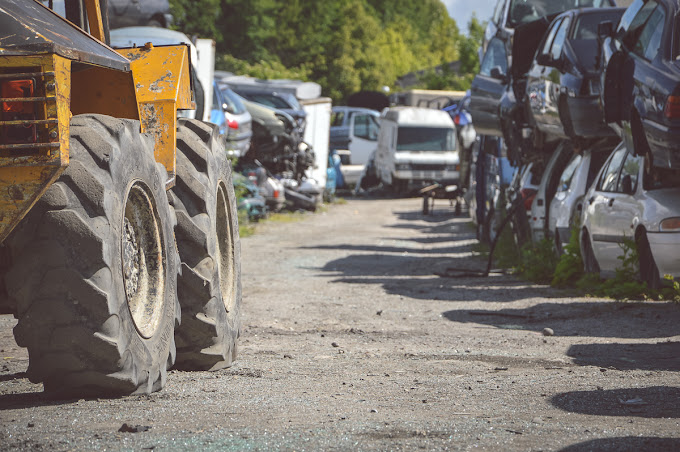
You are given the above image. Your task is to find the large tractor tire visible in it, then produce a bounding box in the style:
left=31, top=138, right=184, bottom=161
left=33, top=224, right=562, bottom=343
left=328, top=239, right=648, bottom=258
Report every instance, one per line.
left=170, top=119, right=241, bottom=371
left=4, top=114, right=179, bottom=396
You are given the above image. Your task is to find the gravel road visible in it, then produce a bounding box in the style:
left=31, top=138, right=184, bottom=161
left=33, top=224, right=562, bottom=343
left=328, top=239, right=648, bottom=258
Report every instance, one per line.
left=1, top=196, right=679, bottom=451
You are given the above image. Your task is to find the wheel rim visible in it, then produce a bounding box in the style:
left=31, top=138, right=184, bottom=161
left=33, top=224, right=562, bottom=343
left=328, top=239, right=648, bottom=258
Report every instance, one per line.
left=122, top=181, right=166, bottom=339
left=216, top=182, right=236, bottom=313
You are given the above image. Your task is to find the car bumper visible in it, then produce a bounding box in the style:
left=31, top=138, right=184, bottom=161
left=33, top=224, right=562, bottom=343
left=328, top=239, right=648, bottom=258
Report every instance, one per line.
left=394, top=169, right=459, bottom=185
left=642, top=118, right=680, bottom=169
left=567, top=96, right=615, bottom=138
left=647, top=232, right=680, bottom=278
left=226, top=136, right=252, bottom=158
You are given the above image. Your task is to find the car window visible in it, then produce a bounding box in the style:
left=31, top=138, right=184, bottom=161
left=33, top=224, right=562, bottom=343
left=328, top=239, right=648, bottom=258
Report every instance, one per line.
left=573, top=10, right=625, bottom=40
left=220, top=88, right=247, bottom=115
left=541, top=18, right=563, bottom=57
left=557, top=154, right=582, bottom=193
left=353, top=114, right=379, bottom=141
left=493, top=0, right=506, bottom=25
left=622, top=0, right=658, bottom=50
left=396, top=127, right=456, bottom=151
left=597, top=145, right=627, bottom=192
left=587, top=150, right=611, bottom=188
left=550, top=16, right=571, bottom=61
left=632, top=5, right=665, bottom=61
left=616, top=151, right=641, bottom=193
left=507, top=0, right=613, bottom=28
left=331, top=111, right=345, bottom=127
left=616, top=0, right=645, bottom=36
left=247, top=94, right=291, bottom=109
left=480, top=38, right=508, bottom=77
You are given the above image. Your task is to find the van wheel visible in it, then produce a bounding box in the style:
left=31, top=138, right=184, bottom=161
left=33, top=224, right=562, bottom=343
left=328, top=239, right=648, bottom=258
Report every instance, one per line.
left=5, top=115, right=179, bottom=396
left=170, top=119, right=242, bottom=371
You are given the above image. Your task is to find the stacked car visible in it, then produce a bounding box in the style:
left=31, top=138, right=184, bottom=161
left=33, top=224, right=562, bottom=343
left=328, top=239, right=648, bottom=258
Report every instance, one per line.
left=469, top=0, right=680, bottom=286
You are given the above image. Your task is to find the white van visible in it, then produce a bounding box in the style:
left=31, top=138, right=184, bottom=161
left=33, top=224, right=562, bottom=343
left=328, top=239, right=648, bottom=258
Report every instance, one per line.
left=375, top=107, right=459, bottom=192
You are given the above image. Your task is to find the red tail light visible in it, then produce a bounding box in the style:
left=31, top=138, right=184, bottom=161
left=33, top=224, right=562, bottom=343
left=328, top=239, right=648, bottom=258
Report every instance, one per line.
left=520, top=188, right=537, bottom=211
left=227, top=118, right=239, bottom=129
left=664, top=96, right=680, bottom=119
left=453, top=114, right=460, bottom=125
left=1, top=79, right=37, bottom=144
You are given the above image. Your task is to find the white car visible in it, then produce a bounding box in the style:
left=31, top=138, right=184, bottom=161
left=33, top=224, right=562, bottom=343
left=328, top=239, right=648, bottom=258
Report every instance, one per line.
left=580, top=141, right=680, bottom=288
left=528, top=141, right=574, bottom=242
left=549, top=140, right=615, bottom=254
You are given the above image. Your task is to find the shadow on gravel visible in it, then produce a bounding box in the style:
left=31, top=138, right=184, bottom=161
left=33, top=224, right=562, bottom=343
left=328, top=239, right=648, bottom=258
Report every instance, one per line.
left=567, top=342, right=680, bottom=371
left=442, top=302, right=680, bottom=339
left=559, top=437, right=680, bottom=451
left=0, top=392, right=76, bottom=410
left=552, top=386, right=680, bottom=418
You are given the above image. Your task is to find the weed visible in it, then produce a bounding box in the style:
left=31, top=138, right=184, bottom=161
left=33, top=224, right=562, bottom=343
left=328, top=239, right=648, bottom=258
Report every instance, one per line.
left=516, top=238, right=558, bottom=284
left=552, top=226, right=583, bottom=287
left=237, top=210, right=255, bottom=238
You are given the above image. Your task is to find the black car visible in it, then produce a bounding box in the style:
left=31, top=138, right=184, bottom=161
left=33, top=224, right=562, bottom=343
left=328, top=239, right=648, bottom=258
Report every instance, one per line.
left=470, top=0, right=618, bottom=162
left=600, top=0, right=680, bottom=169
left=525, top=7, right=625, bottom=142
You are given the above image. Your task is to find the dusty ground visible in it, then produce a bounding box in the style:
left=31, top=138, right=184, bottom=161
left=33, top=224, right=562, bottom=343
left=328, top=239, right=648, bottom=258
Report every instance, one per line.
left=1, top=196, right=679, bottom=451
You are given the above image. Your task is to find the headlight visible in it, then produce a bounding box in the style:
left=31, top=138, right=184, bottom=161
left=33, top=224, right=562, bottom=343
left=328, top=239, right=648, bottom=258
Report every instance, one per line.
left=395, top=163, right=411, bottom=171
left=660, top=217, right=680, bottom=232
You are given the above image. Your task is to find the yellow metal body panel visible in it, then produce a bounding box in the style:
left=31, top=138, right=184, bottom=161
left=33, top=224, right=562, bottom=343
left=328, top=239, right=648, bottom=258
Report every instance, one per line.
left=71, top=66, right=139, bottom=119
left=116, top=44, right=194, bottom=185
left=0, top=54, right=71, bottom=242
left=83, top=0, right=105, bottom=43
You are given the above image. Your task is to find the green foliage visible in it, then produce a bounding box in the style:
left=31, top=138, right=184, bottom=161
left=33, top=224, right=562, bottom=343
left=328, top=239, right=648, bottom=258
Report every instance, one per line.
left=169, top=0, right=481, bottom=103
left=552, top=226, right=584, bottom=287
left=516, top=238, right=558, bottom=284
left=237, top=209, right=255, bottom=238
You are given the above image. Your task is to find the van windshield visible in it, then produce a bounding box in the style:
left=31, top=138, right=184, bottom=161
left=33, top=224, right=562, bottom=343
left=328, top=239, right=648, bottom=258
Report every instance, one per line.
left=396, top=127, right=456, bottom=152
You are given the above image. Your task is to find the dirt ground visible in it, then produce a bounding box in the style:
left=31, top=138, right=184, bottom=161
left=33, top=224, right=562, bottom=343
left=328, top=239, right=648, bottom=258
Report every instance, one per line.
left=1, top=196, right=679, bottom=451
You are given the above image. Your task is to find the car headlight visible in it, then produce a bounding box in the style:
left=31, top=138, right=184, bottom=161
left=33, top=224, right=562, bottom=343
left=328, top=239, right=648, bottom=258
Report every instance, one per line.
left=660, top=217, right=680, bottom=232
left=395, top=163, right=411, bottom=171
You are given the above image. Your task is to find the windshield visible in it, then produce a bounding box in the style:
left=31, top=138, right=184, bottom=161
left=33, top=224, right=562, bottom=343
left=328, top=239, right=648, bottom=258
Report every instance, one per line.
left=396, top=127, right=456, bottom=152
left=507, top=0, right=612, bottom=28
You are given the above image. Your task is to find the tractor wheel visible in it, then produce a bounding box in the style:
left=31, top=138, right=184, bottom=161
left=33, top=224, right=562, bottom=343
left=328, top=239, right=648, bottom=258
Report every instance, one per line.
left=4, top=114, right=179, bottom=397
left=170, top=119, right=242, bottom=371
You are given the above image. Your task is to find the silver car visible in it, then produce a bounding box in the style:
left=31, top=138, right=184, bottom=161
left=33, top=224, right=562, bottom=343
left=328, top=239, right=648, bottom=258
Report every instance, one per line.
left=219, top=87, right=253, bottom=158
left=548, top=140, right=614, bottom=254
left=580, top=141, right=680, bottom=288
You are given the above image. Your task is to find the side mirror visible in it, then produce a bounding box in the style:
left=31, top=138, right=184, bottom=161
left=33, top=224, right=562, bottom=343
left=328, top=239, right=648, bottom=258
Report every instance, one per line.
left=598, top=21, right=614, bottom=43
left=490, top=66, right=507, bottom=83
left=536, top=53, right=552, bottom=66
left=620, top=174, right=634, bottom=195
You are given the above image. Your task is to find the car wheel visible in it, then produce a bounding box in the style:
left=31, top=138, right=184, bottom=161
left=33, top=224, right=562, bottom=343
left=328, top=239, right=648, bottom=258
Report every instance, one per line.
left=637, top=231, right=661, bottom=290
left=582, top=229, right=599, bottom=274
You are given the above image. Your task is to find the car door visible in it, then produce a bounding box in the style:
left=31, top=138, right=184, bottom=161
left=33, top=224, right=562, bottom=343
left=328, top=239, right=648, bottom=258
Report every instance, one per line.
left=527, top=17, right=564, bottom=134
left=587, top=144, right=628, bottom=271
left=469, top=37, right=509, bottom=137
left=537, top=15, right=571, bottom=137
left=349, top=113, right=379, bottom=166
left=607, top=149, right=643, bottom=249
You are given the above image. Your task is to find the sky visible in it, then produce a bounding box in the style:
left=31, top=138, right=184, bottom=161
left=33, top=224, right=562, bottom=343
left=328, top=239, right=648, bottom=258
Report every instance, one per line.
left=442, top=0, right=496, bottom=33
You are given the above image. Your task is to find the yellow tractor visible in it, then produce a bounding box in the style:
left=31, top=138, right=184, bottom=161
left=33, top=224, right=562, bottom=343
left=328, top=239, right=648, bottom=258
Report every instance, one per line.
left=0, top=0, right=241, bottom=396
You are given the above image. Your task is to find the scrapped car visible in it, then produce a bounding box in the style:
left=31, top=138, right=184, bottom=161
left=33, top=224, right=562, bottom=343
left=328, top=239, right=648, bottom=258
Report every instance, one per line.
left=528, top=140, right=575, bottom=242
left=482, top=0, right=616, bottom=60
left=548, top=138, right=616, bottom=253
left=443, top=91, right=477, bottom=193
left=219, top=87, right=253, bottom=158
left=239, top=99, right=313, bottom=182
left=581, top=141, right=680, bottom=288
left=108, top=0, right=172, bottom=28
left=600, top=0, right=680, bottom=169
left=471, top=0, right=618, bottom=161
left=330, top=106, right=380, bottom=186
left=229, top=88, right=307, bottom=135
left=525, top=7, right=625, bottom=142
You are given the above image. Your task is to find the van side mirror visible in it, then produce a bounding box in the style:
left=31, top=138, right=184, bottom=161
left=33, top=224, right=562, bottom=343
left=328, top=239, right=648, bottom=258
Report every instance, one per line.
left=598, top=21, right=614, bottom=43
left=620, top=174, right=634, bottom=195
